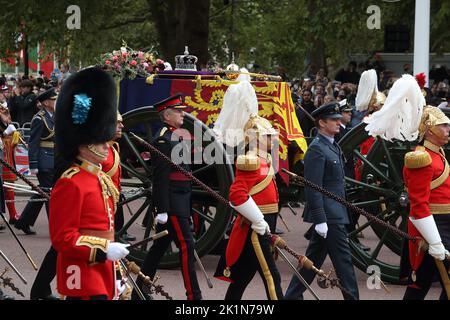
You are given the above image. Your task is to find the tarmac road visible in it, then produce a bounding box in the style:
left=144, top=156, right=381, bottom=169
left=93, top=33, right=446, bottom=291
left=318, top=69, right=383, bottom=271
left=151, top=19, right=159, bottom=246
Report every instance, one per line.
left=0, top=186, right=442, bottom=300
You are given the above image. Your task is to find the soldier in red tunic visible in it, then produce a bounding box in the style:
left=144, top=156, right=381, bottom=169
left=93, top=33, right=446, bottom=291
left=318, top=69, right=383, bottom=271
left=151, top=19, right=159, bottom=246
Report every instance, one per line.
left=213, top=80, right=283, bottom=300
left=0, top=105, right=22, bottom=224
left=402, top=106, right=450, bottom=300
left=49, top=67, right=129, bottom=300
left=365, top=74, right=450, bottom=300
left=101, top=112, right=135, bottom=242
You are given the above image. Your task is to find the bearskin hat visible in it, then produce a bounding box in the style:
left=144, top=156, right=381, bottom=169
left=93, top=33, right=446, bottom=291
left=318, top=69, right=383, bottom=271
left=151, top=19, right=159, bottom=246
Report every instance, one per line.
left=54, top=67, right=117, bottom=172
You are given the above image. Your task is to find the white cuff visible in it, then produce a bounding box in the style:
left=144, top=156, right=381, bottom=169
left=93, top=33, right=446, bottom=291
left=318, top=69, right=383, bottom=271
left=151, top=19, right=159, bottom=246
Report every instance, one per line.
left=231, top=196, right=264, bottom=225
left=4, top=124, right=16, bottom=135
left=410, top=215, right=442, bottom=245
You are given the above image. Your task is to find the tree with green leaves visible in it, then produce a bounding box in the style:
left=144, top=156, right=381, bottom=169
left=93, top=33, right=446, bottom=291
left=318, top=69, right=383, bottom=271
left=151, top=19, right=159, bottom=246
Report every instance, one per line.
left=1, top=0, right=450, bottom=78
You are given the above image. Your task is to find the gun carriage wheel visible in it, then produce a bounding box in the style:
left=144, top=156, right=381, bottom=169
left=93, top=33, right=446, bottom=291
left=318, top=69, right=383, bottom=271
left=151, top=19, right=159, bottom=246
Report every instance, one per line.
left=116, top=107, right=234, bottom=268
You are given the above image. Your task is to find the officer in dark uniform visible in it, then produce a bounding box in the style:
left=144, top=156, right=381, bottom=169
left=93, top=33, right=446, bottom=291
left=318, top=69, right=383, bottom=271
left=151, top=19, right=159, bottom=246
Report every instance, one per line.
left=335, top=100, right=352, bottom=143
left=285, top=102, right=359, bottom=300
left=132, top=94, right=202, bottom=300
left=15, top=88, right=56, bottom=235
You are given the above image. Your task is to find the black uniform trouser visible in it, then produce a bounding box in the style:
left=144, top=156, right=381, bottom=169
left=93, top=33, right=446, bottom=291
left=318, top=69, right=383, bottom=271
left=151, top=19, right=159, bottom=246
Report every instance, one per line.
left=114, top=194, right=125, bottom=232
left=225, top=214, right=283, bottom=300
left=285, top=223, right=359, bottom=300
left=19, top=172, right=54, bottom=226
left=403, top=215, right=450, bottom=300
left=133, top=215, right=202, bottom=300
left=30, top=246, right=57, bottom=299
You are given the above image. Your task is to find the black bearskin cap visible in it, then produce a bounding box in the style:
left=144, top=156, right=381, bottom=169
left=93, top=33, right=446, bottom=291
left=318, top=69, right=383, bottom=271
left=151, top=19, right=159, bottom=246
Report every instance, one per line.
left=54, top=67, right=117, bottom=176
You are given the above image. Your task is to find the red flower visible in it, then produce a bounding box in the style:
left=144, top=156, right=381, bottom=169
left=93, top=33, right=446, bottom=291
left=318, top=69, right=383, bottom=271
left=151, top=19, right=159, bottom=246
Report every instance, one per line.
left=130, top=60, right=137, bottom=66
left=105, top=60, right=111, bottom=65
left=113, top=56, right=118, bottom=62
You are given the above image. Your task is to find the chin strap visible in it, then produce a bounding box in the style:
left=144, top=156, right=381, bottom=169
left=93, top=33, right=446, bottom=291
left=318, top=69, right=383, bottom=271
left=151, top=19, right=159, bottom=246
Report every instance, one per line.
left=87, top=144, right=108, bottom=159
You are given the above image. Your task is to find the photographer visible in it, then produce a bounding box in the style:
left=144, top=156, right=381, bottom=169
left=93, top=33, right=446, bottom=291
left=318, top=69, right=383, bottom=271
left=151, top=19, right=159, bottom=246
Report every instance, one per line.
left=8, top=80, right=38, bottom=127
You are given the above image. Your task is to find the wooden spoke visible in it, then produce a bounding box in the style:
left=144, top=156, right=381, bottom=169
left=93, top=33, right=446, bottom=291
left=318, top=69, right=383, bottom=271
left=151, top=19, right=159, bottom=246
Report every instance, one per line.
left=345, top=177, right=397, bottom=197
left=353, top=149, right=395, bottom=185
left=379, top=138, right=403, bottom=185
left=192, top=207, right=215, bottom=224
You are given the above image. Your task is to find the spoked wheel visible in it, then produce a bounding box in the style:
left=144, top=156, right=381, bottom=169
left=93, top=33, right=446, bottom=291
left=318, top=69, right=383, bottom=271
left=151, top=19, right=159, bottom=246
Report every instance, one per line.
left=116, top=107, right=234, bottom=268
left=340, top=122, right=414, bottom=284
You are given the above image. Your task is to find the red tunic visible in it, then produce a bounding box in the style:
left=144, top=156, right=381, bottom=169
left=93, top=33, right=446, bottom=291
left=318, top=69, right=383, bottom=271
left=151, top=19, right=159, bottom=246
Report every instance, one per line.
left=355, top=136, right=375, bottom=181
left=403, top=143, right=450, bottom=272
left=102, top=142, right=121, bottom=191
left=218, top=155, right=279, bottom=282
left=49, top=160, right=116, bottom=299
left=2, top=135, right=17, bottom=181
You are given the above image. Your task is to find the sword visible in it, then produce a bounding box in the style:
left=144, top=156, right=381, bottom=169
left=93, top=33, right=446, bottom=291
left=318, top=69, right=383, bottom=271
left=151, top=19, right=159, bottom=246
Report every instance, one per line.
left=0, top=248, right=27, bottom=284
left=0, top=157, right=50, bottom=200
left=0, top=212, right=38, bottom=270
left=193, top=249, right=213, bottom=289
left=126, top=230, right=169, bottom=250
left=418, top=241, right=450, bottom=300
left=277, top=213, right=290, bottom=232
left=275, top=247, right=320, bottom=300
left=119, top=259, right=146, bottom=300
left=435, top=259, right=450, bottom=300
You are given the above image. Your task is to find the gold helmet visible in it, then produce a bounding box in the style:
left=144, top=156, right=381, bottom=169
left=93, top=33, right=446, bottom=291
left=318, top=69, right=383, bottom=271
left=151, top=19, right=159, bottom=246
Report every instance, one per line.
left=243, top=114, right=278, bottom=144
left=368, top=91, right=386, bottom=113
left=356, top=69, right=385, bottom=113
left=418, top=106, right=450, bottom=141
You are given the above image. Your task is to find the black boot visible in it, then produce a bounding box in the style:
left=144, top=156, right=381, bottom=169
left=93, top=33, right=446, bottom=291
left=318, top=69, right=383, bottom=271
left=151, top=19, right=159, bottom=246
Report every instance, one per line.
left=14, top=221, right=36, bottom=235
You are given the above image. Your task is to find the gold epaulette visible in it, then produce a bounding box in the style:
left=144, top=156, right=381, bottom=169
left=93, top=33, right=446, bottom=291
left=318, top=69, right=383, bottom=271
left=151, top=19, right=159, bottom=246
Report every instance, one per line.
left=236, top=154, right=260, bottom=171
left=404, top=146, right=432, bottom=169
left=61, top=167, right=80, bottom=179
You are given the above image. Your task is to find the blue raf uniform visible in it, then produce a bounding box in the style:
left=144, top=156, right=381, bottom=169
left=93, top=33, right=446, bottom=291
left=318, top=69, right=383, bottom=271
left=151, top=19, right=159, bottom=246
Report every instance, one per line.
left=15, top=88, right=56, bottom=235
left=285, top=102, right=359, bottom=300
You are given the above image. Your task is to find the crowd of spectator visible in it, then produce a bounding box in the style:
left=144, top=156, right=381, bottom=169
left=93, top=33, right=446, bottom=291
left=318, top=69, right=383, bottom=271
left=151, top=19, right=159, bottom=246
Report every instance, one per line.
left=0, top=63, right=71, bottom=129
left=290, top=57, right=450, bottom=137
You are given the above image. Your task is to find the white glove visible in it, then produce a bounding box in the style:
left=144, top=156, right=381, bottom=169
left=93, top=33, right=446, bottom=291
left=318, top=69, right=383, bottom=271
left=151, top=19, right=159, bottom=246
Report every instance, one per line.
left=231, top=197, right=269, bottom=236
left=30, top=169, right=38, bottom=175
left=4, top=124, right=16, bottom=135
left=106, top=242, right=129, bottom=261
left=428, top=242, right=450, bottom=261
left=410, top=215, right=448, bottom=260
left=116, top=279, right=126, bottom=295
left=155, top=213, right=168, bottom=225
left=251, top=219, right=270, bottom=236
left=315, top=223, right=328, bottom=238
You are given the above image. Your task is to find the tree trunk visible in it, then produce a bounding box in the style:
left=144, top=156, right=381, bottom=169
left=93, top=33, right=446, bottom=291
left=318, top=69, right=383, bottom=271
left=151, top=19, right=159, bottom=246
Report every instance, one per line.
left=309, top=39, right=326, bottom=71
left=149, top=0, right=211, bottom=69
left=305, top=0, right=326, bottom=71
left=24, top=37, right=29, bottom=77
